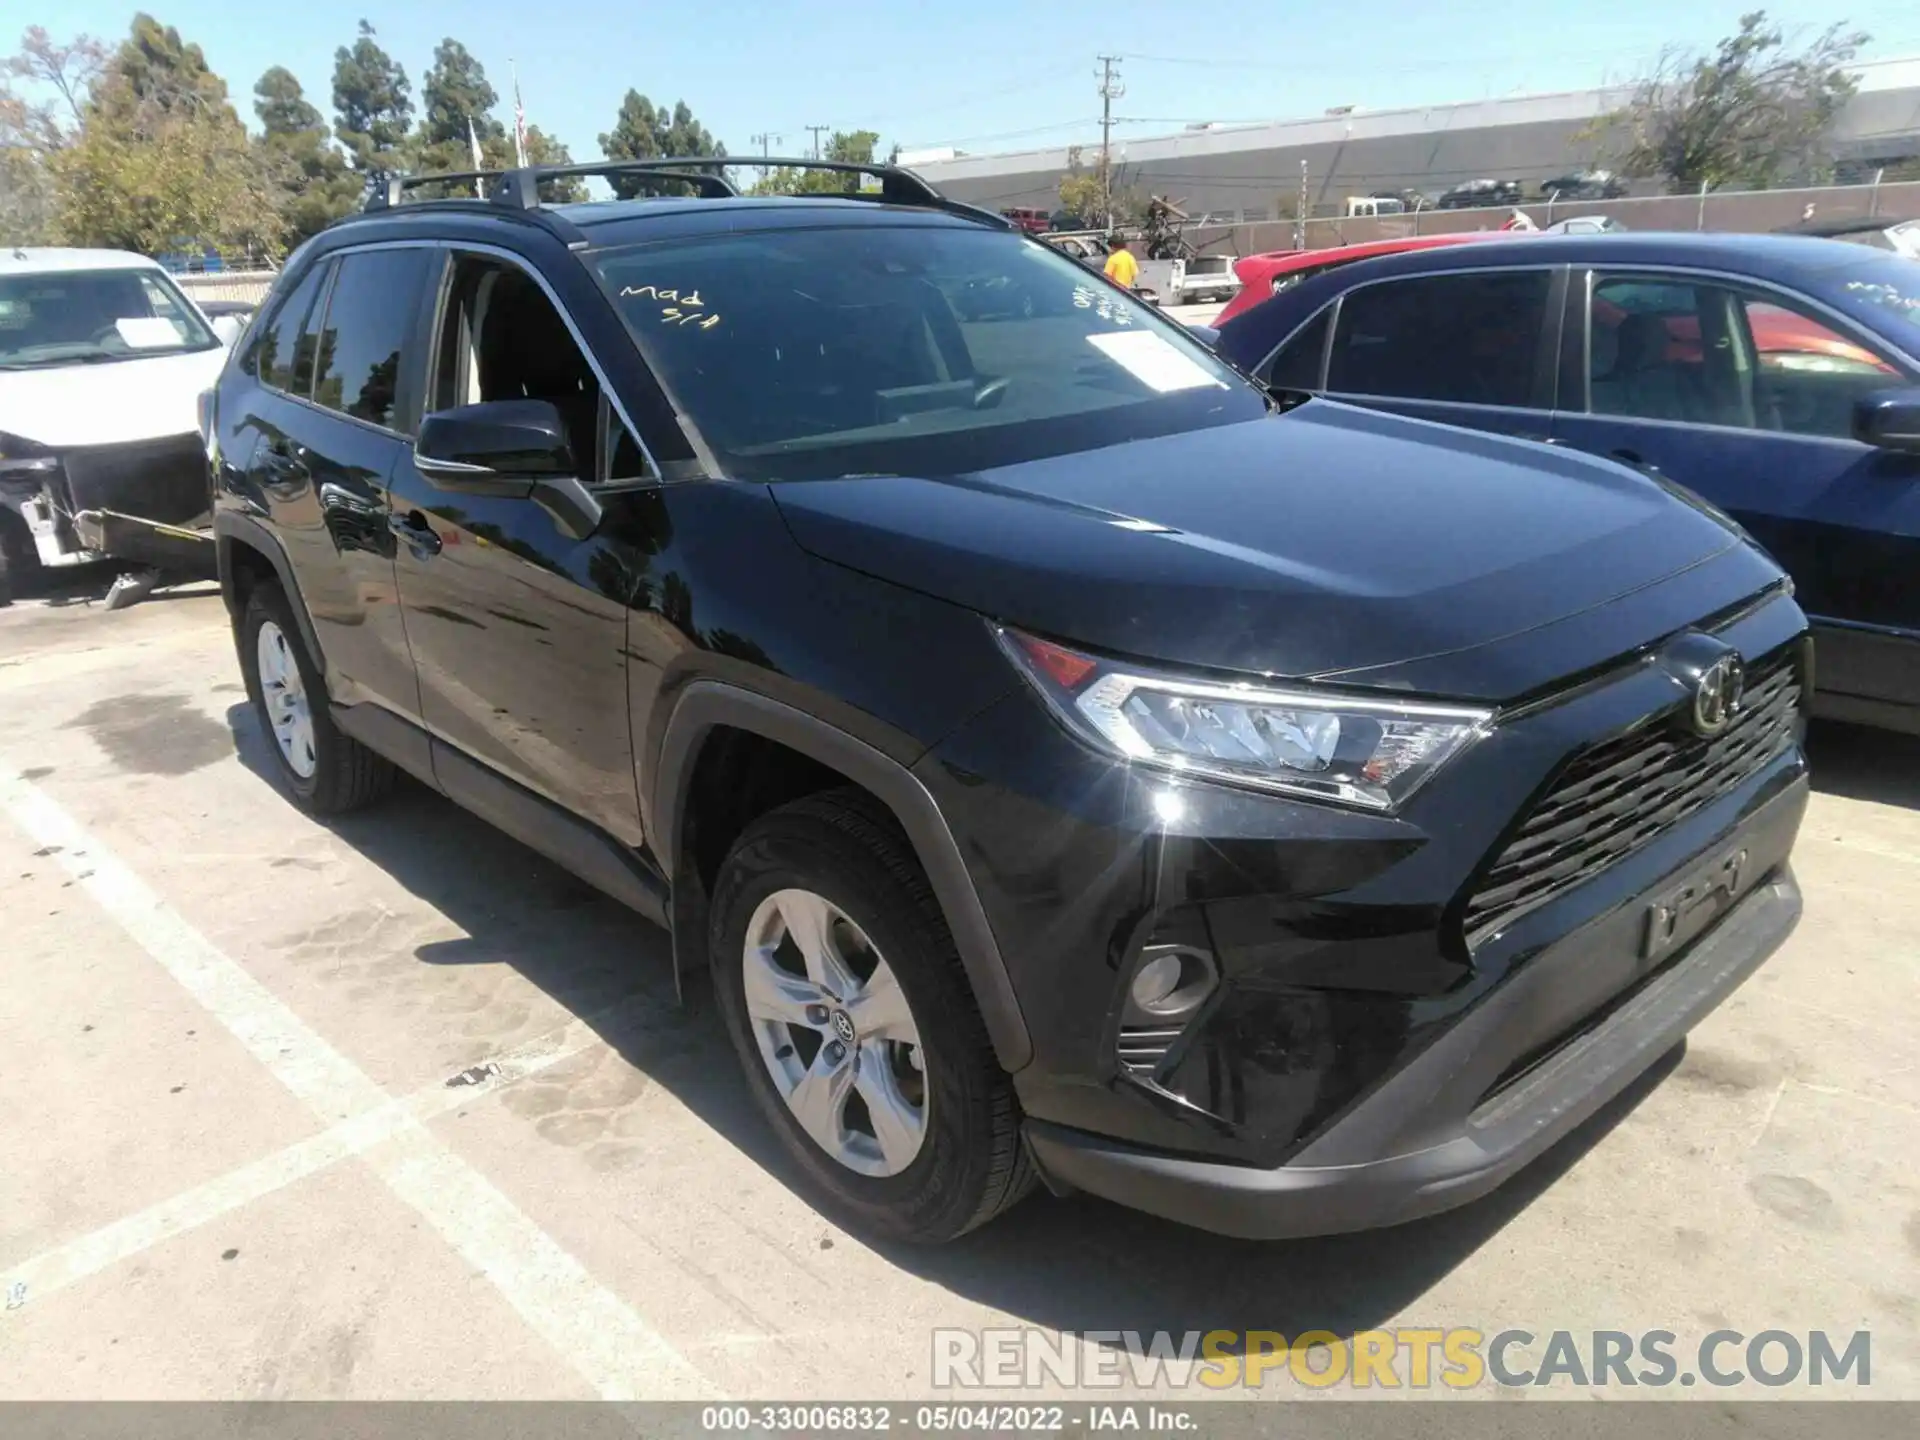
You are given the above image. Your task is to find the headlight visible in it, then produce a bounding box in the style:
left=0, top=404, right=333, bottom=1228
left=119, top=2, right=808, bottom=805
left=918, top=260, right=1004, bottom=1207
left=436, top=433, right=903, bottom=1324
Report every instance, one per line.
left=0, top=431, right=57, bottom=478
left=997, top=626, right=1491, bottom=812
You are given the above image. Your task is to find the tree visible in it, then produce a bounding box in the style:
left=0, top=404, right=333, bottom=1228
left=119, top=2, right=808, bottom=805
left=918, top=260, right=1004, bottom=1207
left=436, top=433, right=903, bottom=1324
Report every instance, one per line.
left=2, top=27, right=107, bottom=240
left=1057, top=145, right=1138, bottom=229
left=93, top=12, right=229, bottom=122
left=598, top=91, right=724, bottom=198
left=331, top=20, right=411, bottom=174
left=254, top=66, right=359, bottom=244
left=747, top=129, right=882, bottom=194
left=523, top=124, right=587, bottom=202
left=1596, top=11, right=1869, bottom=191
left=419, top=38, right=503, bottom=151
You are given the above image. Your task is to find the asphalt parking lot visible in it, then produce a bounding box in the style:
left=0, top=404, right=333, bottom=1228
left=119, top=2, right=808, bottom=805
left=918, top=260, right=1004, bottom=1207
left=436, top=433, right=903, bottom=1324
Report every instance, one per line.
left=3, top=580, right=1920, bottom=1402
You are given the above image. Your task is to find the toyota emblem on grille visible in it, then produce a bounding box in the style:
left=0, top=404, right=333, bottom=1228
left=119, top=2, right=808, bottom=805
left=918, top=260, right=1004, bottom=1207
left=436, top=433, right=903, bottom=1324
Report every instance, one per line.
left=1690, top=653, right=1745, bottom=738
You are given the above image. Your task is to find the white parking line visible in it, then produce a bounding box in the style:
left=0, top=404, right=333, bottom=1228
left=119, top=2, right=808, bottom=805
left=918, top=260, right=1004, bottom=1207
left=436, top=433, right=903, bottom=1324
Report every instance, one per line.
left=3, top=1009, right=619, bottom=1313
left=0, top=765, right=720, bottom=1401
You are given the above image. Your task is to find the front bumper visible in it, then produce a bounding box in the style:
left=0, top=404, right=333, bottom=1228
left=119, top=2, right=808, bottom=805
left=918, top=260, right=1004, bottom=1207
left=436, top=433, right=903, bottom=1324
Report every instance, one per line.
left=1025, top=778, right=1804, bottom=1238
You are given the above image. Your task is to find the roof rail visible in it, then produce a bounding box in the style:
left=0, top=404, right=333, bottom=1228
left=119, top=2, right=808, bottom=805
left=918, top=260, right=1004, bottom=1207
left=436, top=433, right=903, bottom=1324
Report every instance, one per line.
left=363, top=156, right=1012, bottom=229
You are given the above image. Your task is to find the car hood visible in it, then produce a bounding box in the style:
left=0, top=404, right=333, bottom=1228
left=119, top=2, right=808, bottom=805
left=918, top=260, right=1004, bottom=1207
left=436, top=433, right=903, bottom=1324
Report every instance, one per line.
left=0, top=347, right=227, bottom=447
left=771, top=401, right=1783, bottom=703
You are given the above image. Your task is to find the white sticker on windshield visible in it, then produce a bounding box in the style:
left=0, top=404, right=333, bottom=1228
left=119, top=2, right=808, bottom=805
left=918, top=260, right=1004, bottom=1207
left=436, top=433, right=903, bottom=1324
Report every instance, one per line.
left=114, top=317, right=181, bottom=348
left=1086, top=330, right=1225, bottom=393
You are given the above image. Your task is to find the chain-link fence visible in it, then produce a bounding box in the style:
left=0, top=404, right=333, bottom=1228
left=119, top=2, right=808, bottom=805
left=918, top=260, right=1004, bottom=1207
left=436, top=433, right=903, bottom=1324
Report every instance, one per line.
left=1180, top=177, right=1920, bottom=258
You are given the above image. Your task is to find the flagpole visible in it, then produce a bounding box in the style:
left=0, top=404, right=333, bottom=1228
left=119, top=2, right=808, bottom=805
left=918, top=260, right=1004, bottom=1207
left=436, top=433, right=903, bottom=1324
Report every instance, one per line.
left=511, top=58, right=530, bottom=169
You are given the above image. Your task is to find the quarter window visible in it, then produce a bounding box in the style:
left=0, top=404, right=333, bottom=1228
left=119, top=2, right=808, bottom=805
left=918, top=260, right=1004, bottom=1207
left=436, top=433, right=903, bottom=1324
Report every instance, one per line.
left=311, top=249, right=435, bottom=431
left=1327, top=271, right=1551, bottom=407
left=1266, top=309, right=1330, bottom=391
left=251, top=264, right=327, bottom=395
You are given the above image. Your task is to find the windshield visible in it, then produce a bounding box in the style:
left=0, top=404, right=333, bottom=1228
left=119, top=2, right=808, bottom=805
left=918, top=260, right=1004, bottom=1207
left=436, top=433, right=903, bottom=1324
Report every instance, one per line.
left=0, top=267, right=218, bottom=370
left=1807, top=252, right=1920, bottom=354
left=591, top=224, right=1263, bottom=481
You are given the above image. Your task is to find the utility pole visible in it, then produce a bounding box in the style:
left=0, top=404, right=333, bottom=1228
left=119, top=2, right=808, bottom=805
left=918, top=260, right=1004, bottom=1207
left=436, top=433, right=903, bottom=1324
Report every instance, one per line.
left=752, top=131, right=782, bottom=156
left=1294, top=159, right=1309, bottom=249
left=806, top=124, right=831, bottom=160
left=1096, top=55, right=1124, bottom=234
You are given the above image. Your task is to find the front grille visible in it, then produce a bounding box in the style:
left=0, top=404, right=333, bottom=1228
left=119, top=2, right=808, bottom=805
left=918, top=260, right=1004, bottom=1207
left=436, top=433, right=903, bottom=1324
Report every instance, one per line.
left=1463, top=649, right=1800, bottom=943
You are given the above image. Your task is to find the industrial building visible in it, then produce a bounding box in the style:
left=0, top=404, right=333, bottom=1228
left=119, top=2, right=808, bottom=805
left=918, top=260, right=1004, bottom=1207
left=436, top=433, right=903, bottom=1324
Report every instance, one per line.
left=907, top=56, right=1920, bottom=222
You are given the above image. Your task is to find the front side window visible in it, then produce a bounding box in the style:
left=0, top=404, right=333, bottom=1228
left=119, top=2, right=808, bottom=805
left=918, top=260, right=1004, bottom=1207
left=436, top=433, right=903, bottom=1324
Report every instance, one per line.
left=590, top=224, right=1262, bottom=482
left=1588, top=273, right=1902, bottom=439
left=311, top=249, right=435, bottom=431
left=1327, top=270, right=1551, bottom=406
left=430, top=254, right=646, bottom=483
left=0, top=266, right=218, bottom=369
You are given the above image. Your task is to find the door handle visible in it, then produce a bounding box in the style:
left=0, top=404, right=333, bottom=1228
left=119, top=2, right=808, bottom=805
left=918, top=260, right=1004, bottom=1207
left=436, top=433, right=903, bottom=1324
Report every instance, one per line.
left=388, top=510, right=443, bottom=557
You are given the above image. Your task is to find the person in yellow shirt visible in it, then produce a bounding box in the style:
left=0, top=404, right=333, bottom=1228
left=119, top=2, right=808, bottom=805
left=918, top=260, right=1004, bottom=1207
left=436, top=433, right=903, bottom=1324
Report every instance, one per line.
left=1103, top=236, right=1139, bottom=290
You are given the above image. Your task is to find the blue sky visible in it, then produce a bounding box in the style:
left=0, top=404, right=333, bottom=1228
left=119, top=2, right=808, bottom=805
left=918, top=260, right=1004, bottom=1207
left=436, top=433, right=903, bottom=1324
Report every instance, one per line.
left=30, top=1, right=1920, bottom=164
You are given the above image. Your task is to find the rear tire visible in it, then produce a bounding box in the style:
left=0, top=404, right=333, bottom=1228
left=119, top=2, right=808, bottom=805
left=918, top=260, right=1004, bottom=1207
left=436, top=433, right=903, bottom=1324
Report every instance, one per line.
left=238, top=581, right=395, bottom=814
left=710, top=787, right=1034, bottom=1243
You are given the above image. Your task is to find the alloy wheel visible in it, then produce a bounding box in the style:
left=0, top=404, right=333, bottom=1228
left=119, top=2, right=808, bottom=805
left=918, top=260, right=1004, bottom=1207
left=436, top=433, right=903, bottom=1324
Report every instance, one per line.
left=256, top=618, right=317, bottom=780
left=742, top=887, right=928, bottom=1177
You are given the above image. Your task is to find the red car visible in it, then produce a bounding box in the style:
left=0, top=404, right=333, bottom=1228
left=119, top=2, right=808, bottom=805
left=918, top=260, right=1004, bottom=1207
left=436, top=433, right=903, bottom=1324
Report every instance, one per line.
left=1214, top=232, right=1509, bottom=324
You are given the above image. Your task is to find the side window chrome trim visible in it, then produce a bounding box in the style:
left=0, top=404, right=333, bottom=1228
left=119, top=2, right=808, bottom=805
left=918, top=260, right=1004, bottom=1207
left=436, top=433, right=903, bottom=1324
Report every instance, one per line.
left=436, top=239, right=662, bottom=484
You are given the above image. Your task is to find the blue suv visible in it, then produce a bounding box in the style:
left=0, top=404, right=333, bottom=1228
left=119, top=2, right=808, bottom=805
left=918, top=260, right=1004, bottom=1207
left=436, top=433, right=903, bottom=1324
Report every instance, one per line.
left=1214, top=232, right=1920, bottom=734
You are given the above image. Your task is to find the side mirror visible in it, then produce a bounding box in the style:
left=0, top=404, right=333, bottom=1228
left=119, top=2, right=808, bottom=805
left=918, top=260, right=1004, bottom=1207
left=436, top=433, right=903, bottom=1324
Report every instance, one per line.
left=1853, top=388, right=1920, bottom=453
left=210, top=314, right=247, bottom=348
left=416, top=398, right=575, bottom=494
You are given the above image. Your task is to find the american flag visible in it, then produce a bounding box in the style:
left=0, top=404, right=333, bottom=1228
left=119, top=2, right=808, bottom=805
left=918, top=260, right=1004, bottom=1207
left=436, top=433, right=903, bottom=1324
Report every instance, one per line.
left=512, top=59, right=529, bottom=168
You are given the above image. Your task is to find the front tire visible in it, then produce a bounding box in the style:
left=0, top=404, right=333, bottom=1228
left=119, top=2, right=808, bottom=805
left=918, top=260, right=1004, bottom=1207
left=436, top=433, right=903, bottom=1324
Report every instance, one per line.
left=710, top=788, right=1034, bottom=1243
left=238, top=581, right=395, bottom=814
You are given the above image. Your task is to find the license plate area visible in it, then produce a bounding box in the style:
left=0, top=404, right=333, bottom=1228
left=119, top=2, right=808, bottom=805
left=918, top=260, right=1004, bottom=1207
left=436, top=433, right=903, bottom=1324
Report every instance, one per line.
left=1643, top=846, right=1750, bottom=965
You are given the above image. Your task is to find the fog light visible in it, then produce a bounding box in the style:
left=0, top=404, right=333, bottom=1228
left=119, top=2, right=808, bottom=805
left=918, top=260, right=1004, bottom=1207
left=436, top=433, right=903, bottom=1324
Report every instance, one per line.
left=1123, top=944, right=1219, bottom=1022
left=1130, top=952, right=1183, bottom=1008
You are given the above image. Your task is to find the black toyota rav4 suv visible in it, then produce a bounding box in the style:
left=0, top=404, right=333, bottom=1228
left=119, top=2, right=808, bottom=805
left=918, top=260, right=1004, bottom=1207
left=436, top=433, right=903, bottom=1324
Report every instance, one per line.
left=207, top=159, right=1811, bottom=1244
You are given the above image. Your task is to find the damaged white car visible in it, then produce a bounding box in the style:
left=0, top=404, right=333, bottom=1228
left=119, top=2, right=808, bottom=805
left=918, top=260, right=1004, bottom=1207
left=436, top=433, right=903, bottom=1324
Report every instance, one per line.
left=0, top=247, right=240, bottom=604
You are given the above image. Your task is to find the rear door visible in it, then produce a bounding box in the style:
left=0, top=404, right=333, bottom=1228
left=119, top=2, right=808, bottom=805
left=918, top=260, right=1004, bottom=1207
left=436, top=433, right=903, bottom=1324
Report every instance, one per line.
left=1313, top=266, right=1565, bottom=442
left=1550, top=267, right=1920, bottom=713
left=235, top=246, right=435, bottom=725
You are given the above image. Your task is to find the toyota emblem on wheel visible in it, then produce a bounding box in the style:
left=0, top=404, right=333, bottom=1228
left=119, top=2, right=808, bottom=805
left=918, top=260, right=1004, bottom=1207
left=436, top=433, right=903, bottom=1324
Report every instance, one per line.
left=1691, top=654, right=1745, bottom=737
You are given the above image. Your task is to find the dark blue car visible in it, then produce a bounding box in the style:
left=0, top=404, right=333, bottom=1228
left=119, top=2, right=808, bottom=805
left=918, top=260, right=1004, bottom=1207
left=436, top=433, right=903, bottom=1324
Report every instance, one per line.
left=1214, top=232, right=1920, bottom=733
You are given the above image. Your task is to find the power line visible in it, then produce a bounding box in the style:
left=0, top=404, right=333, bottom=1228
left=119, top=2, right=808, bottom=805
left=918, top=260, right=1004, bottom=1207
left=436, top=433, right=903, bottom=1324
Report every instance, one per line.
left=751, top=131, right=782, bottom=156
left=805, top=124, right=831, bottom=159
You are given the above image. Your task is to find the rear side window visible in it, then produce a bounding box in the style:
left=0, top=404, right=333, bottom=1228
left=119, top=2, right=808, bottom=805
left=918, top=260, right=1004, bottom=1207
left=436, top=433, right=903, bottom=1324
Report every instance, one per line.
left=1328, top=270, right=1551, bottom=407
left=311, top=249, right=436, bottom=432
left=251, top=264, right=326, bottom=394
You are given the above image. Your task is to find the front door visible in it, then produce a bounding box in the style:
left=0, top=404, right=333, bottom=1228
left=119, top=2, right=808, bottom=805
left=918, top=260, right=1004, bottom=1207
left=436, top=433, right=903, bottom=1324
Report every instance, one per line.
left=1551, top=270, right=1920, bottom=712
left=388, top=249, right=654, bottom=846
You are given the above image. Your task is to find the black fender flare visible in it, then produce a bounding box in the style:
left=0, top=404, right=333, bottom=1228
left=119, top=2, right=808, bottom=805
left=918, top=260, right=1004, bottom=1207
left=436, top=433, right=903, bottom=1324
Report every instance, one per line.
left=653, top=682, right=1033, bottom=1073
left=213, top=511, right=327, bottom=668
